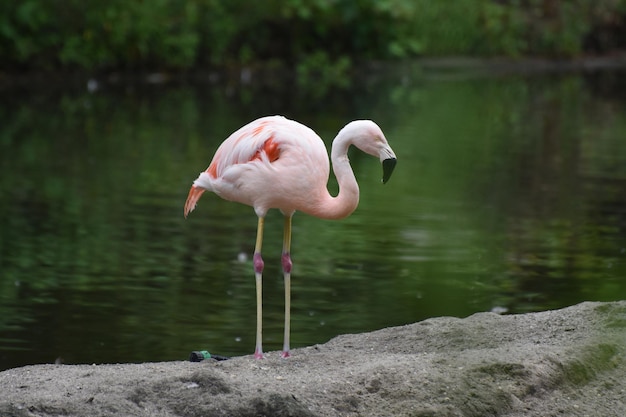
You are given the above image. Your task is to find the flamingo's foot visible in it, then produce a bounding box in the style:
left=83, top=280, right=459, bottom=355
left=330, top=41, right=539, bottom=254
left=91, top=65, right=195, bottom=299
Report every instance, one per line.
left=280, top=350, right=291, bottom=359
left=254, top=348, right=264, bottom=359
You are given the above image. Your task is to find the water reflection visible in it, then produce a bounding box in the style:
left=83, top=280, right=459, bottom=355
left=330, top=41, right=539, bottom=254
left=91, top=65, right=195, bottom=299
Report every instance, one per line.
left=1, top=68, right=625, bottom=370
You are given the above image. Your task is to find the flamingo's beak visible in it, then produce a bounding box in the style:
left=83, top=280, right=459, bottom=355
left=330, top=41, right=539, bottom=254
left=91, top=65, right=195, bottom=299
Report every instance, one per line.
left=382, top=158, right=397, bottom=184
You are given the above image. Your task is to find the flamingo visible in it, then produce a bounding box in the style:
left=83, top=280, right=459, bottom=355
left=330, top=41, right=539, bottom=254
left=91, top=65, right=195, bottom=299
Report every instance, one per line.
left=184, top=115, right=397, bottom=359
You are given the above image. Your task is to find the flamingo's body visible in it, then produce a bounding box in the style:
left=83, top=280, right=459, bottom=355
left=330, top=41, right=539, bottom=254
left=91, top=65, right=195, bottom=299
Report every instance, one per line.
left=184, top=115, right=396, bottom=358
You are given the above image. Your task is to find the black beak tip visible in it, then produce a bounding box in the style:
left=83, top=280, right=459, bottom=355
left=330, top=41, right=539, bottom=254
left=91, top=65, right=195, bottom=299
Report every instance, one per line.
left=382, top=158, right=397, bottom=184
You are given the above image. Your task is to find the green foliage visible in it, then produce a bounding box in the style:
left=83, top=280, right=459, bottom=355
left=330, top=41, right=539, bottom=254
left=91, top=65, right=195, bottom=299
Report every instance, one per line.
left=0, top=0, right=201, bottom=69
left=403, top=0, right=626, bottom=57
left=1, top=0, right=626, bottom=71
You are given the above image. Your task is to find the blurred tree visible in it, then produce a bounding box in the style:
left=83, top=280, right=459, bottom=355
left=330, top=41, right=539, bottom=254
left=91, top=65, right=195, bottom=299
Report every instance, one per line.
left=0, top=0, right=625, bottom=72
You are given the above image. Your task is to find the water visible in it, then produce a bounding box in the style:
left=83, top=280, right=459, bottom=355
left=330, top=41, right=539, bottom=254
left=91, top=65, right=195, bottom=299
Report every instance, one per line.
left=1, top=67, right=626, bottom=370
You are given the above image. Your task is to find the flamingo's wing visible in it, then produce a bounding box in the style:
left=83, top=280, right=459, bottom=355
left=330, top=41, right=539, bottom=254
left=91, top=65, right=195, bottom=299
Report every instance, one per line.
left=206, top=116, right=284, bottom=179
left=185, top=116, right=287, bottom=216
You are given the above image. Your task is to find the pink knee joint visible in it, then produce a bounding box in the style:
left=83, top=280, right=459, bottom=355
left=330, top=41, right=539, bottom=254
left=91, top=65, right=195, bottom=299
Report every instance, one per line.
left=253, top=253, right=264, bottom=274
left=281, top=252, right=292, bottom=273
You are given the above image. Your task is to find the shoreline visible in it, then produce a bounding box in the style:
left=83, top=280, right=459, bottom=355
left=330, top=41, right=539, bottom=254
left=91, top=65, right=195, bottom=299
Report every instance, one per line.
left=3, top=54, right=626, bottom=93
left=2, top=301, right=625, bottom=417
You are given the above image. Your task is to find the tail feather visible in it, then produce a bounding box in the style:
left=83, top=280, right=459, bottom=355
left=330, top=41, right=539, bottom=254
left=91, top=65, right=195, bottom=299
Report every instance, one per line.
left=184, top=186, right=206, bottom=217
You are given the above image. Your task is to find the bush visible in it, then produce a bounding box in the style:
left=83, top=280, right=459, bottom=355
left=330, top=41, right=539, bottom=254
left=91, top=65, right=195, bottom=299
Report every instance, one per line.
left=0, top=0, right=625, bottom=72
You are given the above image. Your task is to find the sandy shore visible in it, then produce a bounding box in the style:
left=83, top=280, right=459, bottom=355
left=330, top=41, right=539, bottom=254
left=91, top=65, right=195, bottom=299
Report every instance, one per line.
left=1, top=301, right=625, bottom=417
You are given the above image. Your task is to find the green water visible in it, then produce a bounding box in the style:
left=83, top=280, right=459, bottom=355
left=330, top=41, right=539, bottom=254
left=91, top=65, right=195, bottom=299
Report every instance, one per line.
left=1, top=68, right=625, bottom=370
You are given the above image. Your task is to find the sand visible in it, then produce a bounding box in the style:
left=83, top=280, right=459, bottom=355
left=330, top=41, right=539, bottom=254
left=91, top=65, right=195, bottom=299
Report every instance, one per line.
left=1, top=301, right=625, bottom=417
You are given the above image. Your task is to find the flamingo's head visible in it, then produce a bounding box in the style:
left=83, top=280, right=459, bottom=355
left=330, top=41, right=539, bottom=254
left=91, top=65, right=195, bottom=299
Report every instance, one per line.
left=341, top=120, right=397, bottom=184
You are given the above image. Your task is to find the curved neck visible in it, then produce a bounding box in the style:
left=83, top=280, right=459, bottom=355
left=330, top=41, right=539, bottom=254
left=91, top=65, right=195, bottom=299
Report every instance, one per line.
left=307, top=133, right=359, bottom=220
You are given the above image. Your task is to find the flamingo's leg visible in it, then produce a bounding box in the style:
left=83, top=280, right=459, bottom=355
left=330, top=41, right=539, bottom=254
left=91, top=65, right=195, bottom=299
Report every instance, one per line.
left=253, top=216, right=265, bottom=359
left=281, top=214, right=293, bottom=358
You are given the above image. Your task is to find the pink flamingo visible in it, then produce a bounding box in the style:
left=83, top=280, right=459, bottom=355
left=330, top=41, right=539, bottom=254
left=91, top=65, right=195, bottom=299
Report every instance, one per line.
left=184, top=115, right=397, bottom=359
